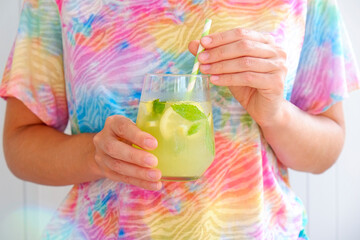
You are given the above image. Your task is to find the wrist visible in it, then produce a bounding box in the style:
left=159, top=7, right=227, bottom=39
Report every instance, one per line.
left=85, top=133, right=104, bottom=180
left=258, top=99, right=290, bottom=132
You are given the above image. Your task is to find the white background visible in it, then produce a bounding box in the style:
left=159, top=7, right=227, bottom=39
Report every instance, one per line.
left=0, top=0, right=360, bottom=239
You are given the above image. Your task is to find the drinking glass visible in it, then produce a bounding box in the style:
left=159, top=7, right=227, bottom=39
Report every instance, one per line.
left=136, top=74, right=215, bottom=181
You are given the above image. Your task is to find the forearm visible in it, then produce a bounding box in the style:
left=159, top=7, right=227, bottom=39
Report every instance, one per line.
left=4, top=124, right=102, bottom=186
left=260, top=101, right=345, bottom=174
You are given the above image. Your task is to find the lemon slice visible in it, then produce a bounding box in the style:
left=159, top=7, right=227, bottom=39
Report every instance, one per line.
left=138, top=101, right=154, bottom=116
left=160, top=106, right=190, bottom=139
left=159, top=102, right=210, bottom=139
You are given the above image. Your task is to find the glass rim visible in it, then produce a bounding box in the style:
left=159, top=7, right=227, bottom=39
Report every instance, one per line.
left=146, top=73, right=210, bottom=78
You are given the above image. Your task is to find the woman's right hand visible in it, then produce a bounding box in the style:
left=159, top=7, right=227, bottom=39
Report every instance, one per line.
left=93, top=115, right=162, bottom=191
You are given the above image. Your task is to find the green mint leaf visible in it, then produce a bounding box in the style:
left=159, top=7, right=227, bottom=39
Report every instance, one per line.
left=153, top=99, right=166, bottom=114
left=187, top=122, right=202, bottom=136
left=205, top=122, right=215, bottom=156
left=171, top=104, right=207, bottom=122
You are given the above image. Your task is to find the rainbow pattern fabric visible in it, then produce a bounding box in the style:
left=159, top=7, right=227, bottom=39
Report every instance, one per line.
left=1, top=0, right=359, bottom=239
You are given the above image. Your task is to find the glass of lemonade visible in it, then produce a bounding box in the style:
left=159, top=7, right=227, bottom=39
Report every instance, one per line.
left=136, top=74, right=215, bottom=181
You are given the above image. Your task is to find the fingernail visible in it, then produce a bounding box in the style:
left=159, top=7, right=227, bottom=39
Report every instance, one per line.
left=201, top=64, right=211, bottom=71
left=145, top=155, right=158, bottom=166
left=199, top=52, right=209, bottom=61
left=210, top=75, right=219, bottom=82
left=148, top=170, right=161, bottom=180
left=201, top=37, right=212, bottom=45
left=144, top=138, right=157, bottom=149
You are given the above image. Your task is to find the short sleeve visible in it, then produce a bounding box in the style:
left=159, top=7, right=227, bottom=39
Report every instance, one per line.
left=0, top=0, right=68, bottom=131
left=291, top=0, right=360, bottom=114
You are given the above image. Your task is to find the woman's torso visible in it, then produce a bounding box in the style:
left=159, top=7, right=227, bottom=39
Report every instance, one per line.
left=45, top=1, right=307, bottom=239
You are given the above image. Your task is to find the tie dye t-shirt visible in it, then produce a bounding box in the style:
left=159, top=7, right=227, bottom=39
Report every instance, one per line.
left=1, top=0, right=359, bottom=239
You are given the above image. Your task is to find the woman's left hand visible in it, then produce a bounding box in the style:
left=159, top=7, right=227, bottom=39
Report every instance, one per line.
left=189, top=28, right=288, bottom=127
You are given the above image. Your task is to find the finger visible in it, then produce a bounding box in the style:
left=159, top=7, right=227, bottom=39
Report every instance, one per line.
left=102, top=154, right=162, bottom=181
left=263, top=33, right=276, bottom=45
left=105, top=168, right=162, bottom=191
left=198, top=40, right=277, bottom=64
left=188, top=40, right=200, bottom=56
left=209, top=72, right=284, bottom=91
left=200, top=57, right=279, bottom=75
left=105, top=115, right=158, bottom=150
left=99, top=138, right=158, bottom=167
left=200, top=28, right=272, bottom=49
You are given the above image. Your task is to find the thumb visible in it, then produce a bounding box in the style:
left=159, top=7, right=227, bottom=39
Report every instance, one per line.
left=188, top=40, right=200, bottom=56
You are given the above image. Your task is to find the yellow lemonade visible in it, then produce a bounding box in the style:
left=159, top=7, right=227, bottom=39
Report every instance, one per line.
left=136, top=99, right=215, bottom=181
